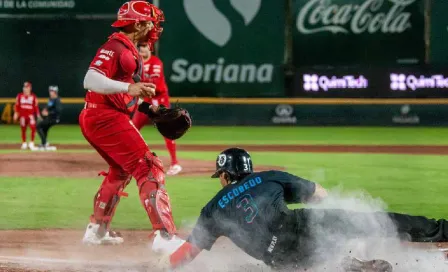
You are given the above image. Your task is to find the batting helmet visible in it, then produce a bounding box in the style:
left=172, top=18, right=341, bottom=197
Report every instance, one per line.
left=111, top=1, right=158, bottom=28
left=211, top=148, right=253, bottom=180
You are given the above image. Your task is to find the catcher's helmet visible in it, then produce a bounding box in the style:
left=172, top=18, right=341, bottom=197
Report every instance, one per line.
left=211, top=148, right=253, bottom=179
left=111, top=1, right=158, bottom=28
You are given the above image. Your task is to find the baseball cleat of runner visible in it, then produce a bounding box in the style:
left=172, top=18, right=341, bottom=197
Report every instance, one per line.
left=341, top=256, right=393, bottom=272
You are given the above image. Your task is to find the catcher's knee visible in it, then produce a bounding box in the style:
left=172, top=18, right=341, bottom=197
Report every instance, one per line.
left=132, top=151, right=165, bottom=185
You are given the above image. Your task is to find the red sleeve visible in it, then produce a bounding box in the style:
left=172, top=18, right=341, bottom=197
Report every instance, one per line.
left=169, top=242, right=202, bottom=269
left=150, top=57, right=168, bottom=93
left=88, top=46, right=119, bottom=78
left=33, top=95, right=40, bottom=116
left=14, top=94, right=21, bottom=113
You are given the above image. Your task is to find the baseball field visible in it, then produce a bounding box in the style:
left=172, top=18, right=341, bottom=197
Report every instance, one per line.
left=1, top=125, right=448, bottom=271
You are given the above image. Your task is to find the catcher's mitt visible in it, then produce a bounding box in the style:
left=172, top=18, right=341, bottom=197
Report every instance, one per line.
left=138, top=103, right=192, bottom=140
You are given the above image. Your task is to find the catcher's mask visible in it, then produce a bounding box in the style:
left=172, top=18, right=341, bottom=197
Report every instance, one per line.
left=211, top=148, right=253, bottom=180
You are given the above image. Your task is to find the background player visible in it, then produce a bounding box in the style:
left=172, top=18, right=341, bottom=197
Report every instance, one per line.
left=13, top=81, right=40, bottom=150
left=132, top=43, right=181, bottom=176
left=153, top=148, right=448, bottom=271
left=80, top=1, right=179, bottom=245
left=36, top=85, right=62, bottom=151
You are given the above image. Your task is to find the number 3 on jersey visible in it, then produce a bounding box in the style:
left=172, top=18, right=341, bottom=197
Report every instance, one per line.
left=237, top=194, right=258, bottom=223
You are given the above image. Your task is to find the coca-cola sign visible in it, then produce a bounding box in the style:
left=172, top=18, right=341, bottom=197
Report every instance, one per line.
left=297, top=0, right=415, bottom=34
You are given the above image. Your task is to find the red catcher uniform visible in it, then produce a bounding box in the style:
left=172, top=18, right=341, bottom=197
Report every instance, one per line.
left=15, top=89, right=39, bottom=144
left=79, top=25, right=176, bottom=241
left=132, top=56, right=179, bottom=167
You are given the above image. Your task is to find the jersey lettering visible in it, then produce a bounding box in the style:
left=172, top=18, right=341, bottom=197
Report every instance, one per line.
left=218, top=177, right=263, bottom=209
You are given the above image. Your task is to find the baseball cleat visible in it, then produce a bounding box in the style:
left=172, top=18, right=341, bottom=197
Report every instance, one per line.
left=151, top=230, right=185, bottom=254
left=45, top=145, right=57, bottom=151
left=167, top=164, right=182, bottom=176
left=20, top=142, right=28, bottom=150
left=82, top=223, right=124, bottom=245
left=341, top=256, right=393, bottom=272
left=43, top=142, right=57, bottom=151
left=28, top=142, right=38, bottom=151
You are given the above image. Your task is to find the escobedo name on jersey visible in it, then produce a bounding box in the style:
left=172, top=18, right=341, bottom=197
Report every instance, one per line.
left=218, top=177, right=263, bottom=209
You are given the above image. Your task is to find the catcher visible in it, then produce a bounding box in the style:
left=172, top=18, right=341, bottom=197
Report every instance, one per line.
left=153, top=148, right=447, bottom=271
left=80, top=1, right=191, bottom=245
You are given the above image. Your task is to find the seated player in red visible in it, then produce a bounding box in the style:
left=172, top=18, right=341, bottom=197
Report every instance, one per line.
left=13, top=81, right=41, bottom=150
left=132, top=42, right=182, bottom=176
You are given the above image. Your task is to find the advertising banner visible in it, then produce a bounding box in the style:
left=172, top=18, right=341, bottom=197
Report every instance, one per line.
left=159, top=0, right=285, bottom=97
left=2, top=101, right=441, bottom=126
left=0, top=0, right=123, bottom=14
left=292, top=0, right=425, bottom=66
left=293, top=65, right=448, bottom=98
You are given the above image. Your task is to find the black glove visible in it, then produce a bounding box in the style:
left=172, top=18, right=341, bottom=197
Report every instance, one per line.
left=138, top=102, right=192, bottom=140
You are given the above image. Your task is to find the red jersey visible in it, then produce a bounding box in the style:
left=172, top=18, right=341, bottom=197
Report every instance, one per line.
left=15, top=93, right=39, bottom=117
left=85, top=33, right=143, bottom=114
left=143, top=56, right=168, bottom=96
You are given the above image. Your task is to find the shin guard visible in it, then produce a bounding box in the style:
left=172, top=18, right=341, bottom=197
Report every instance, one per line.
left=91, top=169, right=131, bottom=235
left=133, top=151, right=177, bottom=234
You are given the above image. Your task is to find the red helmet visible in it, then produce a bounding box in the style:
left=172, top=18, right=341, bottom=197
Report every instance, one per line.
left=112, top=1, right=158, bottom=28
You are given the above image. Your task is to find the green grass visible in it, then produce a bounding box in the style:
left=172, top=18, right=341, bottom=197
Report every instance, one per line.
left=1, top=151, right=447, bottom=229
left=2, top=125, right=448, bottom=145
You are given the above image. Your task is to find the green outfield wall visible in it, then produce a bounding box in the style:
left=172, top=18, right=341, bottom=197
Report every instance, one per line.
left=2, top=98, right=448, bottom=126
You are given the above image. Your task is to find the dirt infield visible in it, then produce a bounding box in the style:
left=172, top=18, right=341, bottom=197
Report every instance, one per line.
left=3, top=144, right=448, bottom=155
left=0, top=230, right=446, bottom=272
left=0, top=230, right=268, bottom=272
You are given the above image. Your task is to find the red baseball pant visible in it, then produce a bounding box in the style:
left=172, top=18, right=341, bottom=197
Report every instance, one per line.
left=19, top=114, right=36, bottom=143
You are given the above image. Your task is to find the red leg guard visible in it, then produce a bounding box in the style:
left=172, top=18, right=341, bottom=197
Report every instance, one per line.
left=91, top=167, right=131, bottom=233
left=133, top=151, right=177, bottom=234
